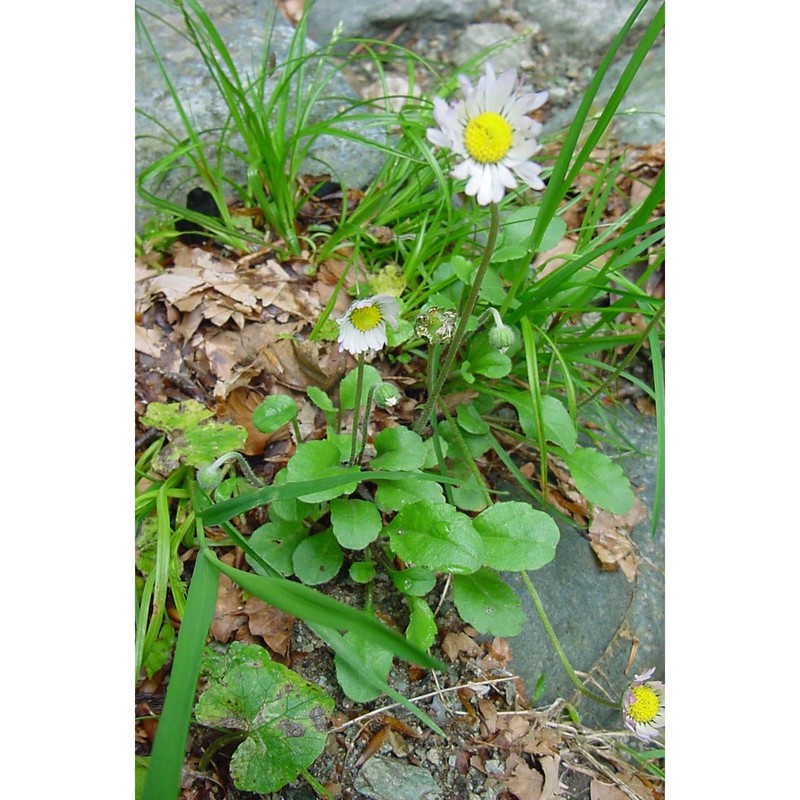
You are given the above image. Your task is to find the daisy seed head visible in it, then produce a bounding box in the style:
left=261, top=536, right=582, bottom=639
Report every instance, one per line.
left=414, top=306, right=458, bottom=344
left=337, top=294, right=400, bottom=356
left=426, top=63, right=549, bottom=205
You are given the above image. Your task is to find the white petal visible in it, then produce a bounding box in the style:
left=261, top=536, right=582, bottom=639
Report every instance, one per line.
left=426, top=127, right=451, bottom=148
left=506, top=139, right=540, bottom=164
left=476, top=165, right=500, bottom=205
left=530, top=90, right=549, bottom=111
left=489, top=68, right=517, bottom=112
left=496, top=163, right=518, bottom=189
left=451, top=160, right=473, bottom=180
left=513, top=160, right=545, bottom=190
left=375, top=295, right=400, bottom=326
left=464, top=165, right=483, bottom=198
left=432, top=96, right=453, bottom=128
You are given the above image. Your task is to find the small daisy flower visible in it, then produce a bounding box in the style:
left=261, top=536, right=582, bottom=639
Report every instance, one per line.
left=622, top=667, right=665, bottom=742
left=337, top=294, right=400, bottom=356
left=426, top=63, right=549, bottom=206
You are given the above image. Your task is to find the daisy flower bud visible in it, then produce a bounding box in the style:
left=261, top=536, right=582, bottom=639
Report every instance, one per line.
left=374, top=381, right=402, bottom=409
left=337, top=294, right=400, bottom=356
left=426, top=63, right=549, bottom=206
left=487, top=307, right=516, bottom=353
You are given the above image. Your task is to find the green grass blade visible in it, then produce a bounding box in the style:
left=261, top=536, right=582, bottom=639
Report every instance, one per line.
left=310, top=623, right=445, bottom=737
left=500, top=0, right=656, bottom=313
left=199, top=469, right=460, bottom=527
left=142, top=551, right=218, bottom=800
left=205, top=549, right=445, bottom=672
left=564, top=3, right=665, bottom=189
left=520, top=318, right=549, bottom=501
left=648, top=320, right=665, bottom=536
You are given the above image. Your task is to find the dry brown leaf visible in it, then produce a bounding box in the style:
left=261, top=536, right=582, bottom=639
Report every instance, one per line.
left=135, top=324, right=166, bottom=358
left=278, top=0, right=305, bottom=25
left=147, top=267, right=208, bottom=305
left=210, top=566, right=246, bottom=643
left=588, top=527, right=638, bottom=581
left=588, top=497, right=647, bottom=581
left=590, top=773, right=655, bottom=800
left=504, top=753, right=543, bottom=800
left=219, top=387, right=271, bottom=455
left=260, top=338, right=347, bottom=393
left=478, top=697, right=498, bottom=735
left=537, top=755, right=560, bottom=800
left=202, top=321, right=304, bottom=398
left=243, top=596, right=295, bottom=656
left=521, top=726, right=561, bottom=757
left=478, top=637, right=513, bottom=670
left=441, top=631, right=482, bottom=662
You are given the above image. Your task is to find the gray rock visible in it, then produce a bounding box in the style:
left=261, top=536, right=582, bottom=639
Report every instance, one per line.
left=305, top=0, right=501, bottom=45
left=135, top=0, right=385, bottom=232
left=354, top=755, right=442, bottom=800
left=503, top=407, right=664, bottom=729
left=512, top=0, right=661, bottom=61
left=453, top=22, right=532, bottom=71
left=543, top=43, right=664, bottom=146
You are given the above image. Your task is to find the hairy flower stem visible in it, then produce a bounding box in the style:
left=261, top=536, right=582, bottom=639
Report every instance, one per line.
left=356, top=385, right=376, bottom=465
left=521, top=571, right=618, bottom=708
left=348, top=354, right=365, bottom=465
left=413, top=202, right=501, bottom=434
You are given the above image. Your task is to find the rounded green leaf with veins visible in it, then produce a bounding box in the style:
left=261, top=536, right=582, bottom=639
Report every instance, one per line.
left=452, top=569, right=525, bottom=637
left=370, top=426, right=427, bottom=471
left=374, top=474, right=445, bottom=513
left=252, top=394, right=298, bottom=434
left=195, top=642, right=334, bottom=794
left=292, top=529, right=343, bottom=585
left=563, top=447, right=635, bottom=515
left=285, top=439, right=359, bottom=503
left=472, top=501, right=560, bottom=571
left=386, top=499, right=484, bottom=575
left=330, top=498, right=382, bottom=549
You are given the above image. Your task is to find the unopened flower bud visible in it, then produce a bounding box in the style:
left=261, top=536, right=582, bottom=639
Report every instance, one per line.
left=196, top=460, right=228, bottom=492
left=489, top=323, right=516, bottom=352
left=487, top=307, right=516, bottom=353
left=414, top=307, right=457, bottom=344
left=375, top=381, right=402, bottom=409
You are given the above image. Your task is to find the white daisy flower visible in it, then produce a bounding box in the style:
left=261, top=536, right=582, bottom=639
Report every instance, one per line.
left=336, top=294, right=400, bottom=356
left=426, top=63, right=549, bottom=206
left=621, top=667, right=665, bottom=742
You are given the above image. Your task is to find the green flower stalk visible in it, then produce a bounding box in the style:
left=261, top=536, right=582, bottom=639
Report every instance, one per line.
left=413, top=202, right=501, bottom=434
left=335, top=294, right=400, bottom=465
left=196, top=452, right=262, bottom=492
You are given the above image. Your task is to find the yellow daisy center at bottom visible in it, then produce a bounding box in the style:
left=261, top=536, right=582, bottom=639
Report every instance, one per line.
left=350, top=305, right=382, bottom=332
left=628, top=686, right=660, bottom=723
left=464, top=112, right=513, bottom=164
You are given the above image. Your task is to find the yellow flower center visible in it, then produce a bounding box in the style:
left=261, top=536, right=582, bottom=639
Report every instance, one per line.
left=350, top=305, right=382, bottom=332
left=464, top=112, right=513, bottom=163
left=628, top=686, right=660, bottom=724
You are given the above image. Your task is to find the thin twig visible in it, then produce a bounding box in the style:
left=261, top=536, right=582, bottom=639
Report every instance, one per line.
left=330, top=676, right=518, bottom=732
